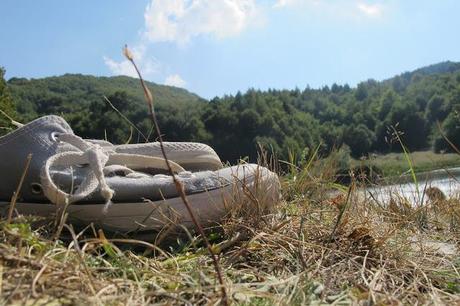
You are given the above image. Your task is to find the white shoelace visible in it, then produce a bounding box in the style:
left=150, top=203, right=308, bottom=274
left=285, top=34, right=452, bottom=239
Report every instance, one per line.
left=41, top=133, right=185, bottom=210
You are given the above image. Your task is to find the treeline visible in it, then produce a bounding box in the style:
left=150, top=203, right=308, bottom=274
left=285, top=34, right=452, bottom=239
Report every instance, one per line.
left=2, top=61, right=460, bottom=163
left=0, top=68, right=15, bottom=130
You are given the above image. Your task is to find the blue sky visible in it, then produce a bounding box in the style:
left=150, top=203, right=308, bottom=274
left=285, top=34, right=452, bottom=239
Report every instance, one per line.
left=1, top=0, right=460, bottom=99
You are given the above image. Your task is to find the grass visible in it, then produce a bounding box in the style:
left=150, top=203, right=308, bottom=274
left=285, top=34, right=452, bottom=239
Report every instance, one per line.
left=1, top=153, right=460, bottom=305
left=353, top=150, right=460, bottom=177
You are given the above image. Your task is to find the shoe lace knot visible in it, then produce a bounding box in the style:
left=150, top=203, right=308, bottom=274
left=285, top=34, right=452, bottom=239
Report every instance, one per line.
left=41, top=133, right=185, bottom=211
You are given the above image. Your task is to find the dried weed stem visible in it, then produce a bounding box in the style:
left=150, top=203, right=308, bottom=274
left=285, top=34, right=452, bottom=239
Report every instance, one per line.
left=123, top=45, right=228, bottom=305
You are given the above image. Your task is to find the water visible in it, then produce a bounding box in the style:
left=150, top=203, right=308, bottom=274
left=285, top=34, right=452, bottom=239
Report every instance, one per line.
left=366, top=167, right=460, bottom=205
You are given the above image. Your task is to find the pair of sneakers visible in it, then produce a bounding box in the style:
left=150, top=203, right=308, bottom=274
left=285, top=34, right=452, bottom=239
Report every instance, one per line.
left=0, top=116, right=280, bottom=234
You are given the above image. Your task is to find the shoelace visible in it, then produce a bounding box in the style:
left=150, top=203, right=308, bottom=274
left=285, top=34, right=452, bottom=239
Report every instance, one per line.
left=41, top=133, right=185, bottom=209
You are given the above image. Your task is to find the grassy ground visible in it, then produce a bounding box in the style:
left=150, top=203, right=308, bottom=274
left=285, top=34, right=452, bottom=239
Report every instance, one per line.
left=353, top=150, right=460, bottom=177
left=1, top=156, right=459, bottom=305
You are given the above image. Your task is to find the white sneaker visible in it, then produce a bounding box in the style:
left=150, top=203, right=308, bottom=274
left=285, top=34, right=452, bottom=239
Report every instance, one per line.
left=0, top=116, right=281, bottom=233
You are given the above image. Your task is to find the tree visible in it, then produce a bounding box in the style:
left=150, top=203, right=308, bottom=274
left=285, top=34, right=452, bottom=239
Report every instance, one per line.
left=426, top=94, right=448, bottom=123
left=0, top=67, right=16, bottom=135
left=434, top=112, right=460, bottom=152
left=320, top=122, right=344, bottom=152
left=343, top=124, right=376, bottom=157
left=355, top=83, right=368, bottom=101
left=387, top=101, right=428, bottom=150
left=378, top=89, right=398, bottom=121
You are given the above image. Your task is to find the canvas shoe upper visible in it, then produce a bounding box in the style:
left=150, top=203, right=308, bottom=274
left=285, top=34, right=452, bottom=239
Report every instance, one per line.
left=0, top=116, right=222, bottom=204
left=0, top=115, right=74, bottom=203
left=85, top=139, right=222, bottom=171
left=113, top=142, right=222, bottom=171
left=8, top=117, right=222, bottom=172
left=0, top=116, right=280, bottom=232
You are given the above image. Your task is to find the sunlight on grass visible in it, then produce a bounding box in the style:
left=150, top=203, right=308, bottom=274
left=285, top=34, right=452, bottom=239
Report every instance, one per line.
left=1, top=151, right=459, bottom=305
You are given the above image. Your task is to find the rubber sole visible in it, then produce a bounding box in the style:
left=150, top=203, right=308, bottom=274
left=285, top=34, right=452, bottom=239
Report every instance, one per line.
left=0, top=165, right=280, bottom=234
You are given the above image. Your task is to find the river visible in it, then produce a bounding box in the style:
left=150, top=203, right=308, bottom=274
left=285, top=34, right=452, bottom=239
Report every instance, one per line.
left=366, top=167, right=460, bottom=205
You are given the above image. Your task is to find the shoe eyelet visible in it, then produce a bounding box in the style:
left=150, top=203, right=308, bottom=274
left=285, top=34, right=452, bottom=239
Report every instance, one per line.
left=50, top=132, right=61, bottom=142
left=31, top=183, right=43, bottom=195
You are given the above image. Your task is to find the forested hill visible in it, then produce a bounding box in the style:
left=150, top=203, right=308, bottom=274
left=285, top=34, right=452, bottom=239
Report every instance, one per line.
left=7, top=74, right=208, bottom=145
left=9, top=74, right=203, bottom=112
left=3, top=61, right=460, bottom=163
left=405, top=61, right=460, bottom=77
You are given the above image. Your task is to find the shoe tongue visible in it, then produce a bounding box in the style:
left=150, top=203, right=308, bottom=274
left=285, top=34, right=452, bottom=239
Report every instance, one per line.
left=35, top=115, right=74, bottom=134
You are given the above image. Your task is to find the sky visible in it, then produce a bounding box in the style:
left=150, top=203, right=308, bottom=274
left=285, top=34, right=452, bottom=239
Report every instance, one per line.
left=1, top=0, right=460, bottom=99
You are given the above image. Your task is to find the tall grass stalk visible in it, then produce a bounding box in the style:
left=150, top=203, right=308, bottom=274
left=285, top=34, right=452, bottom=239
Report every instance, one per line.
left=103, top=95, right=148, bottom=142
left=437, top=121, right=460, bottom=155
left=122, top=45, right=228, bottom=305
left=390, top=125, right=420, bottom=197
left=7, top=154, right=32, bottom=224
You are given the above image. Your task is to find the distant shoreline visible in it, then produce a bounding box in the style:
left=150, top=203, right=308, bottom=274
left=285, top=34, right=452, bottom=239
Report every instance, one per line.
left=352, top=150, right=460, bottom=184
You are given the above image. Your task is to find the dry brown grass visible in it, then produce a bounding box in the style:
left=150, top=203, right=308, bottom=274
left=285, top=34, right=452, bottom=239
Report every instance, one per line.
left=1, top=155, right=460, bottom=305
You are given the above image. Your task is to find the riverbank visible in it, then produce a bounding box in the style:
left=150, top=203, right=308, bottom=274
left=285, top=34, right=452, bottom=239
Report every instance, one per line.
left=352, top=150, right=460, bottom=177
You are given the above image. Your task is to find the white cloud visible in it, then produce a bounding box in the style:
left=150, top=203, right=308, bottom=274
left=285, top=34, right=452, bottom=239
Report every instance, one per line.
left=105, top=0, right=261, bottom=80
left=273, top=0, right=299, bottom=8
left=104, top=57, right=137, bottom=78
left=273, top=0, right=387, bottom=19
left=356, top=3, right=383, bottom=17
left=143, top=0, right=260, bottom=44
left=164, top=74, right=187, bottom=87
left=104, top=44, right=159, bottom=78
left=273, top=0, right=328, bottom=9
